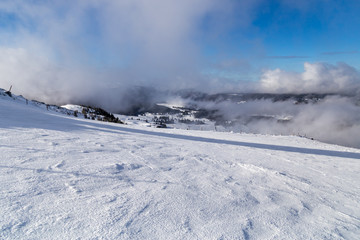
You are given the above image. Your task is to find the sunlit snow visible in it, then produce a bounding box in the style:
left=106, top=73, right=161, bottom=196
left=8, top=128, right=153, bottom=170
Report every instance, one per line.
left=1, top=92, right=360, bottom=239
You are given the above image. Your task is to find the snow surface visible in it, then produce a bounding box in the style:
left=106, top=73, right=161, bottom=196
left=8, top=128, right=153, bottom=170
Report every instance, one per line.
left=61, top=104, right=84, bottom=112
left=1, top=93, right=360, bottom=239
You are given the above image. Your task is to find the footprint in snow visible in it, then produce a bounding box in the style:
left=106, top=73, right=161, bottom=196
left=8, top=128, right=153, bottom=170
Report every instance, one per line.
left=65, top=182, right=82, bottom=193
left=35, top=168, right=45, bottom=173
left=47, top=161, right=65, bottom=170
left=55, top=161, right=65, bottom=168
left=115, top=163, right=142, bottom=172
left=160, top=167, right=172, bottom=171
left=224, top=176, right=234, bottom=184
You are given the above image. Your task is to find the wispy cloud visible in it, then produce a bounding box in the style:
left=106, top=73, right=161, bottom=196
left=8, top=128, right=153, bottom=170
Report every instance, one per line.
left=321, top=50, right=359, bottom=55
left=265, top=56, right=309, bottom=59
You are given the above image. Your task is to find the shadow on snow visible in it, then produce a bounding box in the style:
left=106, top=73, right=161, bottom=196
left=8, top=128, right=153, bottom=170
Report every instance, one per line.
left=1, top=105, right=360, bottom=160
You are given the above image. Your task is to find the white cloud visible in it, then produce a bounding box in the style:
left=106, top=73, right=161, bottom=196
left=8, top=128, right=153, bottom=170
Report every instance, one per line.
left=0, top=47, right=101, bottom=104
left=259, top=62, right=360, bottom=94
left=0, top=0, right=239, bottom=80
left=0, top=0, right=251, bottom=100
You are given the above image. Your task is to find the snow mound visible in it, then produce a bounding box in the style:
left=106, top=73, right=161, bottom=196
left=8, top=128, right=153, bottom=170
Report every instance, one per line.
left=61, top=104, right=84, bottom=112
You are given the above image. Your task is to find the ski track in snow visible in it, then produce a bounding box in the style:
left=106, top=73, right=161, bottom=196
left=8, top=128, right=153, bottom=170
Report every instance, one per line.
left=1, top=94, right=360, bottom=239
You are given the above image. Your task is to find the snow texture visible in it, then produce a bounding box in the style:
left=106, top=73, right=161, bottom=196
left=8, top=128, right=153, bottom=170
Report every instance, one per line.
left=1, top=91, right=360, bottom=239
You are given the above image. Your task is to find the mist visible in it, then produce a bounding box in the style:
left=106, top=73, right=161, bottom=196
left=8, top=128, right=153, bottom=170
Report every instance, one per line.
left=187, top=94, right=360, bottom=148
left=173, top=62, right=360, bottom=148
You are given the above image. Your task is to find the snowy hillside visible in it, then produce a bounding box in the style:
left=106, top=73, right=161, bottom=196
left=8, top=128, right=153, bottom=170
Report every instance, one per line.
left=1, top=91, right=360, bottom=239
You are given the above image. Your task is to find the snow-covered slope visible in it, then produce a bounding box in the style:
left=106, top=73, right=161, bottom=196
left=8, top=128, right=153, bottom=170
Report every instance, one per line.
left=1, top=91, right=360, bottom=239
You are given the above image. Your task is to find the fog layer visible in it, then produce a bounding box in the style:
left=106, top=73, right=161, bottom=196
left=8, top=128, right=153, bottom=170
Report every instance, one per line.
left=190, top=95, right=360, bottom=148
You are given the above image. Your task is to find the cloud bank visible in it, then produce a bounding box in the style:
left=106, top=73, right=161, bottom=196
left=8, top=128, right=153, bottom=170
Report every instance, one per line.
left=259, top=62, right=360, bottom=94
left=0, top=0, right=245, bottom=103
left=190, top=95, right=360, bottom=148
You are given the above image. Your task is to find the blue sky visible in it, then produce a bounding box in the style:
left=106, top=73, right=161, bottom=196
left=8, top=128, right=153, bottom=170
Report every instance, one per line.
left=0, top=0, right=359, bottom=88
left=258, top=1, right=359, bottom=62
left=201, top=0, right=360, bottom=80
